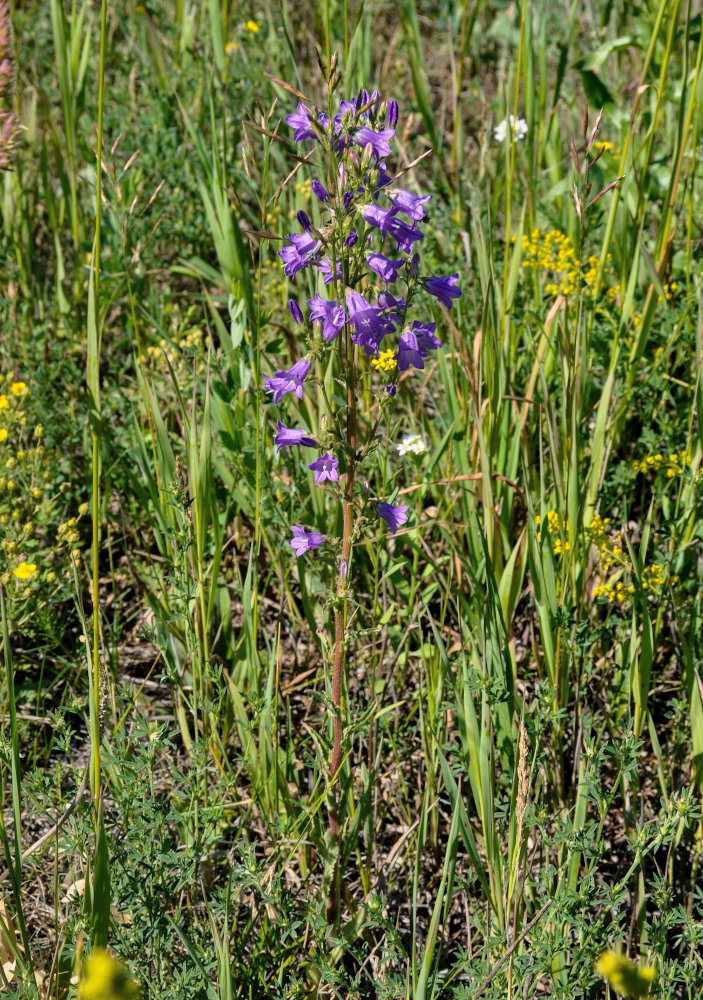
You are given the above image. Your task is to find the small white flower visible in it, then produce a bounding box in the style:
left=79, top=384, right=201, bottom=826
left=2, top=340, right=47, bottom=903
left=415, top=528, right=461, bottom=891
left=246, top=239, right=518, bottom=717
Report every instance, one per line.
left=494, top=115, right=528, bottom=144
left=397, top=433, right=427, bottom=457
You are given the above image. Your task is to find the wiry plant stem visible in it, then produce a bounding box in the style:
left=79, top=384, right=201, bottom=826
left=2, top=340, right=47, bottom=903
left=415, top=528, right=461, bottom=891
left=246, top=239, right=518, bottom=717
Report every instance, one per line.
left=328, top=325, right=357, bottom=922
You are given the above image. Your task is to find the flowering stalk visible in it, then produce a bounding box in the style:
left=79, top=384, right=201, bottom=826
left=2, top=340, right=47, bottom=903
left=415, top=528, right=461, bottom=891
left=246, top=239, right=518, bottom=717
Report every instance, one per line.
left=263, top=77, right=461, bottom=912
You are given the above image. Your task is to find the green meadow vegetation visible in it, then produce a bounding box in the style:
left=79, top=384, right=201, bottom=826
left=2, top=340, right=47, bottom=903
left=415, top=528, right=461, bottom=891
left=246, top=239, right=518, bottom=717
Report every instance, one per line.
left=1, top=0, right=703, bottom=996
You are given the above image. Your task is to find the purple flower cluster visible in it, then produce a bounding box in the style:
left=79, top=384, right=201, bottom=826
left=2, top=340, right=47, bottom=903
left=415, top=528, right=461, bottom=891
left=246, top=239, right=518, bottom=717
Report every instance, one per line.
left=265, top=89, right=463, bottom=556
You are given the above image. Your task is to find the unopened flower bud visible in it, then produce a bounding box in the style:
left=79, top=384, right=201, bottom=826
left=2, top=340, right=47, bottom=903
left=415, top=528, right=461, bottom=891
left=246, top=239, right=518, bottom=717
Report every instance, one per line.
left=288, top=299, right=304, bottom=324
left=386, top=384, right=397, bottom=398
left=361, top=142, right=374, bottom=171
left=344, top=230, right=358, bottom=248
left=362, top=480, right=369, bottom=494
left=339, top=560, right=348, bottom=579
left=343, top=191, right=354, bottom=209
left=296, top=209, right=312, bottom=231
left=311, top=179, right=330, bottom=203
left=387, top=100, right=398, bottom=128
left=410, top=253, right=421, bottom=279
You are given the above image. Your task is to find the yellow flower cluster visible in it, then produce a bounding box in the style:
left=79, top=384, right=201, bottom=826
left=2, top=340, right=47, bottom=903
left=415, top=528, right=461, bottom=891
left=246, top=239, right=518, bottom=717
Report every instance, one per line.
left=520, top=229, right=617, bottom=300
left=591, top=550, right=671, bottom=604
left=371, top=349, right=398, bottom=373
left=592, top=579, right=634, bottom=603
left=596, top=951, right=656, bottom=997
left=536, top=509, right=570, bottom=554
left=632, top=451, right=689, bottom=477
left=642, top=563, right=665, bottom=589
left=0, top=373, right=87, bottom=596
left=79, top=947, right=139, bottom=1000
left=588, top=510, right=672, bottom=604
left=586, top=513, right=626, bottom=571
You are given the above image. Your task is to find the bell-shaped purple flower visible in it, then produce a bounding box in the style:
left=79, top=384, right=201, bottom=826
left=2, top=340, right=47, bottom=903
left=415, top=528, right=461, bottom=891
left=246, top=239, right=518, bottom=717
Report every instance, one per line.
left=274, top=421, right=317, bottom=451
left=346, top=289, right=396, bottom=355
left=412, top=320, right=441, bottom=355
left=389, top=188, right=432, bottom=222
left=278, top=231, right=321, bottom=277
left=374, top=162, right=393, bottom=196
left=264, top=358, right=311, bottom=403
left=308, top=452, right=339, bottom=484
left=351, top=126, right=394, bottom=161
left=396, top=330, right=425, bottom=371
left=308, top=296, right=346, bottom=342
left=361, top=203, right=399, bottom=237
left=377, top=290, right=406, bottom=323
left=376, top=501, right=409, bottom=534
left=317, top=256, right=342, bottom=285
left=367, top=252, right=405, bottom=286
left=423, top=273, right=462, bottom=309
left=386, top=216, right=424, bottom=254
left=290, top=525, right=325, bottom=557
left=285, top=102, right=318, bottom=143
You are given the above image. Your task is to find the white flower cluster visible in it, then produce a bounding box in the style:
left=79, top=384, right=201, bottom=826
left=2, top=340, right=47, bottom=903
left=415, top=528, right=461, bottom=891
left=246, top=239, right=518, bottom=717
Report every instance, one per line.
left=397, top=433, right=427, bottom=457
left=494, top=115, right=528, bottom=144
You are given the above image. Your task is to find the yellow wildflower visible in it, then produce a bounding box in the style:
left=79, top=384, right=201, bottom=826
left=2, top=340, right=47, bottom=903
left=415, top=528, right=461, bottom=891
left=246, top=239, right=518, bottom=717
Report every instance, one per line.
left=79, top=948, right=140, bottom=1000
left=0, top=394, right=7, bottom=409
left=595, top=951, right=656, bottom=997
left=0, top=428, right=6, bottom=443
left=10, top=381, right=27, bottom=396
left=371, top=349, right=398, bottom=373
left=245, top=19, right=259, bottom=32
left=13, top=562, right=37, bottom=580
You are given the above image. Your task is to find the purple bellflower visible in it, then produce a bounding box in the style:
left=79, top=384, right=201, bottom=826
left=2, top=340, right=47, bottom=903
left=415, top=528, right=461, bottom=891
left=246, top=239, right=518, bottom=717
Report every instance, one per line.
left=396, top=330, right=425, bottom=371
left=386, top=215, right=424, bottom=254
left=346, top=290, right=396, bottom=355
left=290, top=526, right=325, bottom=557
left=285, top=103, right=317, bottom=143
left=376, top=502, right=409, bottom=534
left=423, top=273, right=462, bottom=310
left=308, top=296, right=346, bottom=342
left=274, top=421, right=317, bottom=451
left=389, top=188, right=432, bottom=222
left=317, top=256, right=342, bottom=285
left=360, top=203, right=399, bottom=237
left=308, top=452, right=339, bottom=484
left=367, top=252, right=405, bottom=286
left=278, top=231, right=321, bottom=277
left=412, top=320, right=442, bottom=355
left=374, top=162, right=393, bottom=196
left=264, top=358, right=311, bottom=403
left=377, top=290, right=406, bottom=323
left=351, top=126, right=395, bottom=161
